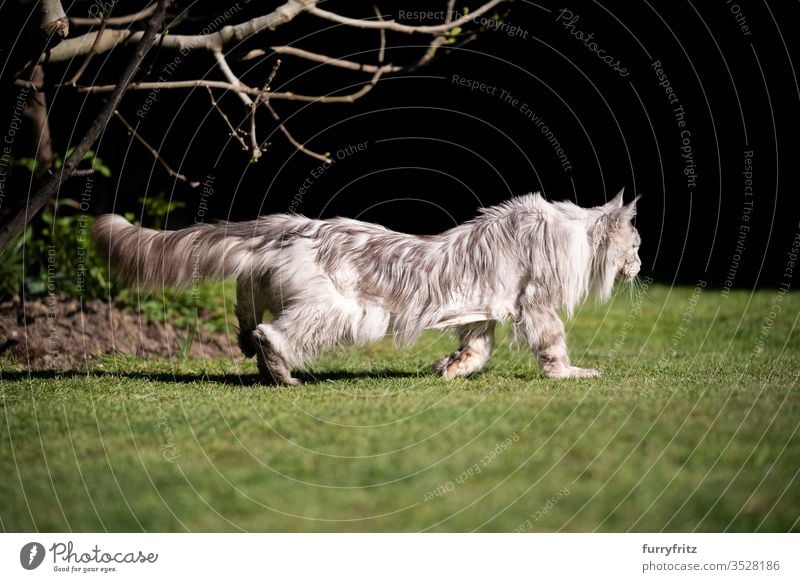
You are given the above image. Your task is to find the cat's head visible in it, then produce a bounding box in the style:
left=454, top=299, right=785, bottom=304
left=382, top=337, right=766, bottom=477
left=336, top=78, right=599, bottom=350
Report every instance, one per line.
left=593, top=189, right=642, bottom=285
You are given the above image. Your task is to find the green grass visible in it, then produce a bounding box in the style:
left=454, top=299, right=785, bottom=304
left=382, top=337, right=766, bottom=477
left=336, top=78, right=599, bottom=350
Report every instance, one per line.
left=1, top=284, right=798, bottom=532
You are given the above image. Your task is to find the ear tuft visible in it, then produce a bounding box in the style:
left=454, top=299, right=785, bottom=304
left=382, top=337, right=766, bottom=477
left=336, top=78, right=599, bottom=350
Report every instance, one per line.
left=625, top=194, right=641, bottom=214
left=600, top=187, right=625, bottom=212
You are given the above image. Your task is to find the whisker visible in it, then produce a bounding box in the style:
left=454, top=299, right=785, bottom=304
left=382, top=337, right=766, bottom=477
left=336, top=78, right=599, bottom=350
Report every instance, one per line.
left=634, top=275, right=652, bottom=300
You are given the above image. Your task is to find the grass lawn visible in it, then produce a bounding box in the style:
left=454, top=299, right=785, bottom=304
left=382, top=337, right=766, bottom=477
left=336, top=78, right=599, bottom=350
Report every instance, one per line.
left=1, top=284, right=798, bottom=532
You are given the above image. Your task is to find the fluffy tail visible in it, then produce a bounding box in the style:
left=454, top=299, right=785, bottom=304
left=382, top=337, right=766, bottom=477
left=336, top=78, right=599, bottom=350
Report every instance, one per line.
left=91, top=214, right=254, bottom=289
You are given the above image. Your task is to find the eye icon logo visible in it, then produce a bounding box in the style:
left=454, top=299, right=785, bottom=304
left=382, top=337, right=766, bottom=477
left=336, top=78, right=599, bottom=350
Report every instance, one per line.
left=20, top=542, right=45, bottom=570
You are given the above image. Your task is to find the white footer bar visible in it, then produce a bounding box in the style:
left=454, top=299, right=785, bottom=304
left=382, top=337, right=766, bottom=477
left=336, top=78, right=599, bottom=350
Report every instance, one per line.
left=1, top=533, right=796, bottom=581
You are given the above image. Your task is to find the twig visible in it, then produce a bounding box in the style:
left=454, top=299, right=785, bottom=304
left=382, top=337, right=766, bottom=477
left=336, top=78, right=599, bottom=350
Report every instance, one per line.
left=68, top=5, right=114, bottom=86
left=264, top=59, right=282, bottom=93
left=259, top=58, right=330, bottom=164
left=113, top=110, right=200, bottom=187
left=262, top=101, right=330, bottom=165
left=376, top=8, right=387, bottom=63
left=415, top=0, right=458, bottom=69
left=270, top=45, right=401, bottom=73
left=259, top=57, right=331, bottom=164
left=213, top=49, right=262, bottom=159
left=206, top=88, right=248, bottom=151
left=445, top=0, right=458, bottom=22
left=70, top=3, right=158, bottom=26
left=259, top=7, right=389, bottom=165
left=213, top=51, right=329, bottom=162
left=249, top=60, right=282, bottom=158
left=248, top=109, right=261, bottom=159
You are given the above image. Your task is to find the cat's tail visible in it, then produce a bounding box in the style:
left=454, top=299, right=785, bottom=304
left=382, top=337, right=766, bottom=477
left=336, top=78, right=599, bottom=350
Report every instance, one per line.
left=91, top=214, right=256, bottom=289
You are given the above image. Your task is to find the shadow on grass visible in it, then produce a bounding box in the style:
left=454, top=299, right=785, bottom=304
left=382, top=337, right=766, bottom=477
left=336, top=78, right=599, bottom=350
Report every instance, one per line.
left=0, top=367, right=424, bottom=386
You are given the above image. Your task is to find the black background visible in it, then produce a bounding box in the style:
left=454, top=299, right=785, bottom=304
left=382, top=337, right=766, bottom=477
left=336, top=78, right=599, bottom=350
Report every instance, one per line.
left=3, top=0, right=799, bottom=288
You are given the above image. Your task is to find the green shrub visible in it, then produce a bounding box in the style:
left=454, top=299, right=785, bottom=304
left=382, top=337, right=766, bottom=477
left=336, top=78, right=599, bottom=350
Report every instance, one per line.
left=1, top=184, right=234, bottom=335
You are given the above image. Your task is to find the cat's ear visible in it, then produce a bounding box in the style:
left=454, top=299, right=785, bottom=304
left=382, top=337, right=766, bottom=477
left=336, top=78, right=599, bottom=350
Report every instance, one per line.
left=592, top=194, right=639, bottom=247
left=614, top=194, right=641, bottom=225
left=600, top=187, right=625, bottom=211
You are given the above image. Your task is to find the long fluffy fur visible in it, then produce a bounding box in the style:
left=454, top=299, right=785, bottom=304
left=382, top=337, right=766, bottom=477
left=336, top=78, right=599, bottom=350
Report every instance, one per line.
left=93, top=192, right=641, bottom=382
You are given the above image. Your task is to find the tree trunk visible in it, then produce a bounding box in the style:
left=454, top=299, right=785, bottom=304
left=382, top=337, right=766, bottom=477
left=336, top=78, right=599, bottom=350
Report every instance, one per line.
left=20, top=65, right=54, bottom=179
left=0, top=0, right=173, bottom=252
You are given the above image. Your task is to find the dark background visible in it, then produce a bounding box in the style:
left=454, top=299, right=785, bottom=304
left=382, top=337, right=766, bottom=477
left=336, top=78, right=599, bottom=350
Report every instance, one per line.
left=3, top=0, right=799, bottom=288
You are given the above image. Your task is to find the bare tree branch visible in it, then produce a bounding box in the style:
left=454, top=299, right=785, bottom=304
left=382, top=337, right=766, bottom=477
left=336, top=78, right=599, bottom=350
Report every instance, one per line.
left=307, top=0, right=505, bottom=34
left=4, top=0, right=508, bottom=251
left=113, top=110, right=201, bottom=187
left=214, top=50, right=329, bottom=163
left=270, top=45, right=401, bottom=73
left=74, top=66, right=394, bottom=103
left=0, top=0, right=174, bottom=252
left=70, top=3, right=157, bottom=26
left=259, top=57, right=330, bottom=164
left=212, top=50, right=251, bottom=107
left=40, top=0, right=69, bottom=38
left=68, top=5, right=114, bottom=86
left=13, top=78, right=43, bottom=90
left=43, top=0, right=507, bottom=63
left=259, top=12, right=390, bottom=166
left=77, top=79, right=257, bottom=94
left=44, top=0, right=318, bottom=63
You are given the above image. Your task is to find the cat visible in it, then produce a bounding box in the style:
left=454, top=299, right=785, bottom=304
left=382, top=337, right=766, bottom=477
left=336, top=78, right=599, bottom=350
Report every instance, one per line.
left=92, top=190, right=641, bottom=385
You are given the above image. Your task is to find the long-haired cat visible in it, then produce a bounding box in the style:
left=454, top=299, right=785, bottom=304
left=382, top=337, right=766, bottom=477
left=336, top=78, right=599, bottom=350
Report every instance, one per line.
left=92, top=190, right=641, bottom=385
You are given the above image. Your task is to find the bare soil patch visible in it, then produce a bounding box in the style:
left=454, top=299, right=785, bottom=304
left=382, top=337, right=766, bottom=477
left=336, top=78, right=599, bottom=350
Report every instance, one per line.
left=0, top=297, right=236, bottom=370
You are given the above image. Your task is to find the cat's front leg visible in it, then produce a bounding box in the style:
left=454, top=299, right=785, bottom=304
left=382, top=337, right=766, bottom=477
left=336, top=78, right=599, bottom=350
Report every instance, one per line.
left=517, top=306, right=601, bottom=379
left=433, top=321, right=496, bottom=379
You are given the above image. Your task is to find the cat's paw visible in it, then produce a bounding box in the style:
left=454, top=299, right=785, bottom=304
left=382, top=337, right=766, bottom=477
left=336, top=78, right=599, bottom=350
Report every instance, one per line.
left=432, top=349, right=482, bottom=379
left=568, top=366, right=602, bottom=378
left=258, top=373, right=303, bottom=386
left=432, top=354, right=455, bottom=376
left=433, top=353, right=464, bottom=379
left=543, top=366, right=602, bottom=379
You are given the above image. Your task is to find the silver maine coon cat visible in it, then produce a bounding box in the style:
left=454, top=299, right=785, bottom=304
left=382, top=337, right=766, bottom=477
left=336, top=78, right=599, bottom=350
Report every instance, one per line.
left=92, top=190, right=641, bottom=385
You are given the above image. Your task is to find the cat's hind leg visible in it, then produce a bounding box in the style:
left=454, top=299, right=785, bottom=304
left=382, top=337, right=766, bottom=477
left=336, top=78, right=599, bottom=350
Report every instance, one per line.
left=251, top=301, right=359, bottom=386
left=235, top=275, right=306, bottom=385
left=433, top=321, right=496, bottom=379
left=235, top=275, right=271, bottom=358
left=251, top=323, right=303, bottom=386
